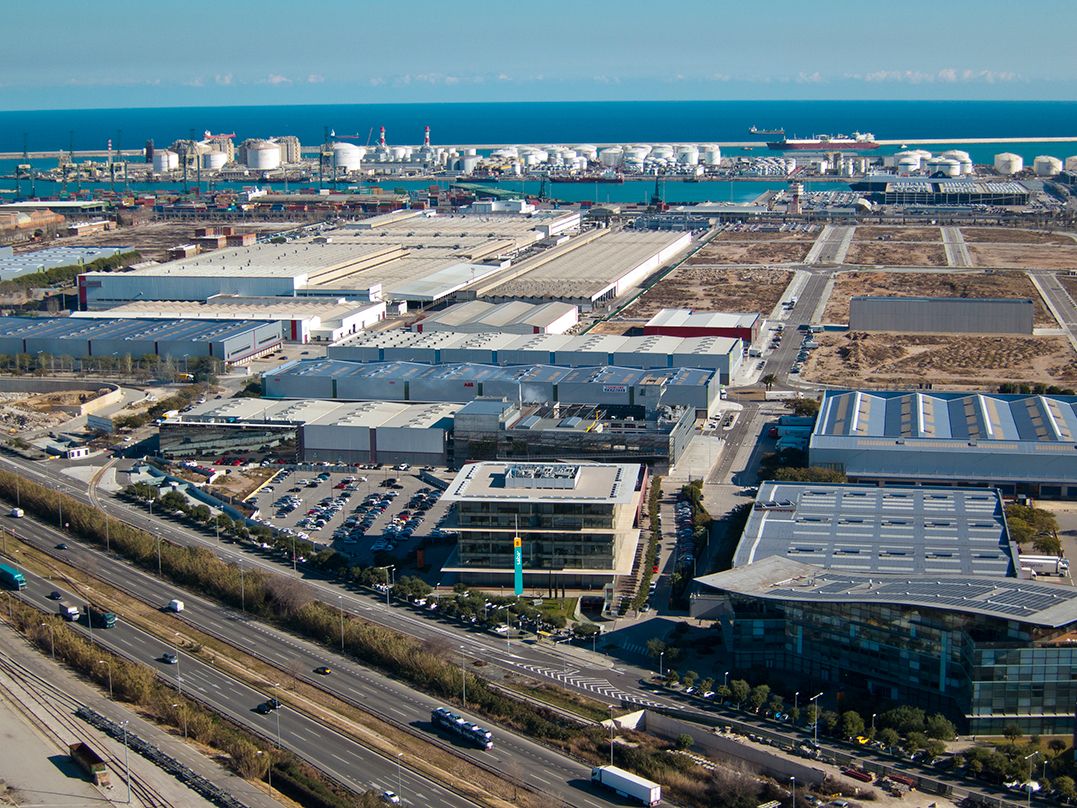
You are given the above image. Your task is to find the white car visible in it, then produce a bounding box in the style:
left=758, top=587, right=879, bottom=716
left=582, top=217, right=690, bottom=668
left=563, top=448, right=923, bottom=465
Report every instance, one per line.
left=381, top=791, right=401, bottom=804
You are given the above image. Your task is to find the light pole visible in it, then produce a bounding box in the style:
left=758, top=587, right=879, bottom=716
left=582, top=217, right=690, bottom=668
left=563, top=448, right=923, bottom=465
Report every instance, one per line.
left=97, top=660, right=113, bottom=699
left=171, top=703, right=188, bottom=740
left=810, top=693, right=823, bottom=748
left=40, top=622, right=54, bottom=659
left=659, top=650, right=665, bottom=679
left=608, top=705, right=617, bottom=765
left=275, top=705, right=282, bottom=749
left=723, top=670, right=729, bottom=689
left=257, top=750, right=273, bottom=794
left=1025, top=750, right=1039, bottom=808
left=789, top=776, right=796, bottom=808
left=396, top=752, right=403, bottom=801
left=460, top=645, right=467, bottom=709
left=240, top=565, right=245, bottom=613
left=174, top=634, right=182, bottom=696
left=871, top=713, right=877, bottom=734
left=157, top=534, right=162, bottom=576
left=337, top=595, right=345, bottom=651
left=794, top=691, right=799, bottom=718
left=384, top=565, right=395, bottom=610
left=121, top=719, right=131, bottom=804
left=105, top=513, right=110, bottom=553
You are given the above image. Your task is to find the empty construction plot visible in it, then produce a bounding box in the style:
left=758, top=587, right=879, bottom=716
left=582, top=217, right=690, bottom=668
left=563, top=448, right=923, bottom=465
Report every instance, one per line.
left=802, top=331, right=1077, bottom=389
left=823, top=270, right=1055, bottom=326
left=54, top=220, right=298, bottom=262
left=855, top=226, right=942, bottom=242
left=961, top=228, right=1076, bottom=245
left=844, top=240, right=948, bottom=267
left=690, top=231, right=815, bottom=265
left=968, top=243, right=1077, bottom=270
left=621, top=266, right=793, bottom=321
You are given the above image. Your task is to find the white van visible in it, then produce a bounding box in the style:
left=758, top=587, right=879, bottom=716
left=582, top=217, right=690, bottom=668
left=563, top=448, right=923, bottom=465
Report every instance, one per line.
left=167, top=599, right=184, bottom=613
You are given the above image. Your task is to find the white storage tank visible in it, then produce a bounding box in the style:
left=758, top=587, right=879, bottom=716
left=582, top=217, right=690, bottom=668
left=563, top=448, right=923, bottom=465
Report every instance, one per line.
left=994, top=152, right=1024, bottom=175
left=650, top=144, right=674, bottom=161
left=938, top=158, right=962, bottom=177
left=1034, top=155, right=1063, bottom=177
left=894, top=150, right=922, bottom=172
left=1065, top=156, right=1077, bottom=172
left=152, top=149, right=179, bottom=173
left=676, top=145, right=700, bottom=165
left=332, top=142, right=363, bottom=172
left=246, top=140, right=282, bottom=170
left=598, top=147, right=624, bottom=167
left=574, top=144, right=598, bottom=161
left=200, top=151, right=228, bottom=171
left=700, top=145, right=722, bottom=165
left=456, top=155, right=481, bottom=173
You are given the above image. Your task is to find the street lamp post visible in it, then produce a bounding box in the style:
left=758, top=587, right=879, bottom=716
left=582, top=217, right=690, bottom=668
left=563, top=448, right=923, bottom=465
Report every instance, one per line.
left=659, top=650, right=665, bottom=679
left=174, top=635, right=182, bottom=696
left=794, top=691, right=799, bottom=717
left=871, top=713, right=877, bottom=734
left=338, top=595, right=345, bottom=651
left=790, top=776, right=796, bottom=808
left=608, top=705, right=617, bottom=765
left=460, top=645, right=467, bottom=709
left=275, top=706, right=282, bottom=749
left=121, top=720, right=131, bottom=804
left=240, top=566, right=245, bottom=613
left=397, top=752, right=403, bottom=801
left=384, top=565, right=395, bottom=610
left=156, top=535, right=162, bottom=576
left=97, top=660, right=113, bottom=699
left=810, top=693, right=823, bottom=748
left=723, top=670, right=729, bottom=689
left=1025, top=751, right=1040, bottom=808
left=257, top=750, right=273, bottom=794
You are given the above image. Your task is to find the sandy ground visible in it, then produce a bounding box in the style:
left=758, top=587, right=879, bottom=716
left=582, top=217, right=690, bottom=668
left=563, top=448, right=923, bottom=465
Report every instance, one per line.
left=623, top=267, right=793, bottom=319
left=0, top=390, right=101, bottom=432
left=587, top=320, right=640, bottom=335
left=854, top=226, right=942, bottom=242
left=688, top=241, right=813, bottom=264
left=207, top=466, right=277, bottom=500
left=960, top=227, right=1076, bottom=245
left=48, top=221, right=299, bottom=263
left=823, top=270, right=1055, bottom=326
left=1058, top=274, right=1077, bottom=302
left=844, top=241, right=948, bottom=267
left=802, top=331, right=1077, bottom=389
left=713, top=229, right=816, bottom=242
left=969, top=243, right=1077, bottom=270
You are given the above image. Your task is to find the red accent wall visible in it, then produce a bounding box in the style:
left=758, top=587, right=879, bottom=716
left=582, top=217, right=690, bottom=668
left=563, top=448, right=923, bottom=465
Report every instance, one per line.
left=643, top=324, right=757, bottom=342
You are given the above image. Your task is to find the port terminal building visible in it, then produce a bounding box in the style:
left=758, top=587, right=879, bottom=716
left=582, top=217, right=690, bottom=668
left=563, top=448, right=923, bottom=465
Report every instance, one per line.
left=441, top=461, right=646, bottom=590
left=263, top=359, right=722, bottom=415
left=327, top=331, right=741, bottom=382
left=0, top=316, right=281, bottom=365
left=809, top=390, right=1077, bottom=498
left=71, top=296, right=386, bottom=343
left=692, top=481, right=1077, bottom=734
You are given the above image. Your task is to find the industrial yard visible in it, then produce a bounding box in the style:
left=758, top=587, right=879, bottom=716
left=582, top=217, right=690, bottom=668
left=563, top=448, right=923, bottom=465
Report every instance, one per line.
left=0, top=389, right=98, bottom=432
left=967, top=242, right=1077, bottom=270
left=623, top=266, right=793, bottom=320
left=853, top=226, right=942, bottom=242
left=688, top=229, right=815, bottom=265
left=822, top=269, right=1055, bottom=326
left=801, top=331, right=1077, bottom=389
left=960, top=227, right=1077, bottom=244
left=844, top=239, right=948, bottom=267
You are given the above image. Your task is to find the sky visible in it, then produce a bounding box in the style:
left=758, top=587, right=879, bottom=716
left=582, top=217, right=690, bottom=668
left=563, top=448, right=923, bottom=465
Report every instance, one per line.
left=6, top=0, right=1077, bottom=109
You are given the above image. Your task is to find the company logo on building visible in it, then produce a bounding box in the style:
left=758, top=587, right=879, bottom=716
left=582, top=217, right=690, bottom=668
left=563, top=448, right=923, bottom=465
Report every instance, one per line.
left=602, top=384, right=627, bottom=393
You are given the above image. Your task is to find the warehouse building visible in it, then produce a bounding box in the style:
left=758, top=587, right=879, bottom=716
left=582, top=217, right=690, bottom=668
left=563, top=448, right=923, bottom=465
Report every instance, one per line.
left=689, top=481, right=1077, bottom=733
left=442, top=461, right=646, bottom=589
left=0, top=316, right=281, bottom=364
left=643, top=308, right=760, bottom=343
left=160, top=397, right=459, bottom=465
left=452, top=398, right=695, bottom=472
left=72, top=296, right=386, bottom=343
left=263, top=359, right=721, bottom=415
left=809, top=390, right=1077, bottom=498
left=849, top=176, right=1031, bottom=206
left=849, top=296, right=1033, bottom=335
left=0, top=246, right=129, bottom=282
left=692, top=554, right=1077, bottom=735
left=480, top=230, right=692, bottom=308
left=414, top=300, right=579, bottom=335
left=327, top=330, right=741, bottom=381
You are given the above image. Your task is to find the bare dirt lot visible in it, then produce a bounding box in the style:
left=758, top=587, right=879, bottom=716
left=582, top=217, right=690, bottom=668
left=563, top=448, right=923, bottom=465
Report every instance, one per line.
left=587, top=320, right=640, bottom=335
left=961, top=227, right=1076, bottom=245
left=844, top=241, right=948, bottom=267
left=43, top=220, right=299, bottom=263
left=968, top=243, right=1077, bottom=270
left=688, top=241, right=813, bottom=264
left=823, top=270, right=1055, bottom=326
left=713, top=229, right=815, bottom=242
left=0, top=390, right=100, bottom=432
left=623, top=267, right=793, bottom=320
left=802, top=331, right=1077, bottom=389
left=1058, top=274, right=1077, bottom=302
left=854, top=226, right=942, bottom=242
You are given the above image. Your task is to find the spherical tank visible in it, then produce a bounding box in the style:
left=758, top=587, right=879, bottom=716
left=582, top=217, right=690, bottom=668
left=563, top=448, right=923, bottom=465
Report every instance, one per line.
left=332, top=142, right=363, bottom=172
left=1034, top=155, right=1062, bottom=177
left=152, top=149, right=179, bottom=172
left=246, top=141, right=281, bottom=170
left=201, top=151, right=228, bottom=171
left=993, top=153, right=1023, bottom=175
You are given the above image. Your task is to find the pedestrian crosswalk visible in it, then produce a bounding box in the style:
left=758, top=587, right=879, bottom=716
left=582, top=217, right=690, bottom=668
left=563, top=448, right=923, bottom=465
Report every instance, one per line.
left=510, top=662, right=672, bottom=709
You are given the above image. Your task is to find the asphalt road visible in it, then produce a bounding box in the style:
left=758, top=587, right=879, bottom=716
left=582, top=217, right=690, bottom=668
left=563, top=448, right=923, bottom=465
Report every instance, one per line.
left=6, top=556, right=478, bottom=808
left=4, top=512, right=621, bottom=808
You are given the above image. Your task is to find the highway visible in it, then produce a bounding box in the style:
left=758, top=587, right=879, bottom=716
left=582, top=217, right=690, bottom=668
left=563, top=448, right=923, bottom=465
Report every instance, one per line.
left=5, top=556, right=479, bottom=808
left=3, top=511, right=620, bottom=808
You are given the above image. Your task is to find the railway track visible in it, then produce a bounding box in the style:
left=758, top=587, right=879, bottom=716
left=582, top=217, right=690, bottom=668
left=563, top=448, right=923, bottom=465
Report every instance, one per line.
left=0, top=643, right=173, bottom=808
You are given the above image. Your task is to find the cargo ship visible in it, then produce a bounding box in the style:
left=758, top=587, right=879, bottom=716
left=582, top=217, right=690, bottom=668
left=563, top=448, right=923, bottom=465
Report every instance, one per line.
left=767, top=132, right=879, bottom=151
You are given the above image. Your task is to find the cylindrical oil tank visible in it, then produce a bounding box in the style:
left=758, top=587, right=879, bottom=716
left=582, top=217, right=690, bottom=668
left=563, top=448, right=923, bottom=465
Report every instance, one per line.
left=598, top=147, right=624, bottom=167
left=389, top=146, right=409, bottom=161
left=1065, top=156, right=1077, bottom=172
left=938, top=158, right=961, bottom=177
left=201, top=151, right=228, bottom=171
left=457, top=155, right=481, bottom=173
left=1034, top=155, right=1062, bottom=177
left=152, top=149, right=179, bottom=172
left=994, top=153, right=1024, bottom=175
left=700, top=145, right=722, bottom=165
left=676, top=145, right=700, bottom=165
left=332, top=142, right=363, bottom=172
left=246, top=141, right=282, bottom=170
left=897, top=156, right=920, bottom=174
left=574, top=144, right=598, bottom=161
left=650, top=144, right=674, bottom=160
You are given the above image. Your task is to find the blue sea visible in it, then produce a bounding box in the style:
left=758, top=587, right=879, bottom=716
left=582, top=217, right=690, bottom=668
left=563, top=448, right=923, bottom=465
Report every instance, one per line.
left=1, top=100, right=1074, bottom=204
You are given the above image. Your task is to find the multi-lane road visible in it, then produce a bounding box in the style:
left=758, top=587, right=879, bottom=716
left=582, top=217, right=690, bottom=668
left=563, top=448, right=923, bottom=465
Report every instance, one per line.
left=4, top=510, right=622, bottom=808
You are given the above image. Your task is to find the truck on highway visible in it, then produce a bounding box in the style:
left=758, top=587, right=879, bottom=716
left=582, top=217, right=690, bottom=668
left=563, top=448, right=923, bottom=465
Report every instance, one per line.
left=80, top=604, right=117, bottom=629
left=58, top=601, right=81, bottom=621
left=0, top=562, right=25, bottom=590
left=591, top=765, right=661, bottom=806
left=69, top=741, right=111, bottom=787
left=1019, top=555, right=1070, bottom=576
left=431, top=707, right=494, bottom=750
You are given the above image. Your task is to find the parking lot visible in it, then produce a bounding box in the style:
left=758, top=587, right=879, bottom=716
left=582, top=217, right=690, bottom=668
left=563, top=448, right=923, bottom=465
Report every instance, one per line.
left=247, top=466, right=456, bottom=565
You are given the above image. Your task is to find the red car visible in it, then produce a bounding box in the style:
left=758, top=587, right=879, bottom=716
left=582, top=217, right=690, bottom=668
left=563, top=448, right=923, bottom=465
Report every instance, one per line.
left=652, top=564, right=660, bottom=575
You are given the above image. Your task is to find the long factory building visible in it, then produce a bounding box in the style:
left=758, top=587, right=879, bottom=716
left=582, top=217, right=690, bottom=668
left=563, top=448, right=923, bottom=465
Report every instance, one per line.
left=809, top=389, right=1077, bottom=498
left=263, top=359, right=723, bottom=414
left=692, top=481, right=1077, bottom=734
left=327, top=330, right=741, bottom=381
left=0, top=316, right=281, bottom=364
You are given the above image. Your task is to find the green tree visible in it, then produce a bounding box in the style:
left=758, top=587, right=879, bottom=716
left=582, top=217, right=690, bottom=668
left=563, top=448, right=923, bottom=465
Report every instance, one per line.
left=748, top=684, right=770, bottom=712
left=877, top=727, right=900, bottom=749
left=646, top=637, right=667, bottom=659
left=905, top=731, right=929, bottom=752
left=1054, top=776, right=1076, bottom=802
left=1003, top=723, right=1024, bottom=744
left=773, top=466, right=847, bottom=483
left=879, top=705, right=926, bottom=735
left=700, top=677, right=714, bottom=693
left=841, top=710, right=865, bottom=739
left=768, top=694, right=785, bottom=715
left=924, top=713, right=957, bottom=740
left=716, top=684, right=731, bottom=703
left=761, top=373, right=777, bottom=391
left=729, top=679, right=750, bottom=707
left=676, top=733, right=694, bottom=750
left=789, top=397, right=820, bottom=417
left=683, top=670, right=698, bottom=688
left=821, top=709, right=840, bottom=736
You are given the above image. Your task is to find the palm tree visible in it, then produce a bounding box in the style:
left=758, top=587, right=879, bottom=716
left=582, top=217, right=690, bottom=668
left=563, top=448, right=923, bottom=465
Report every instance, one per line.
left=761, top=373, right=777, bottom=391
